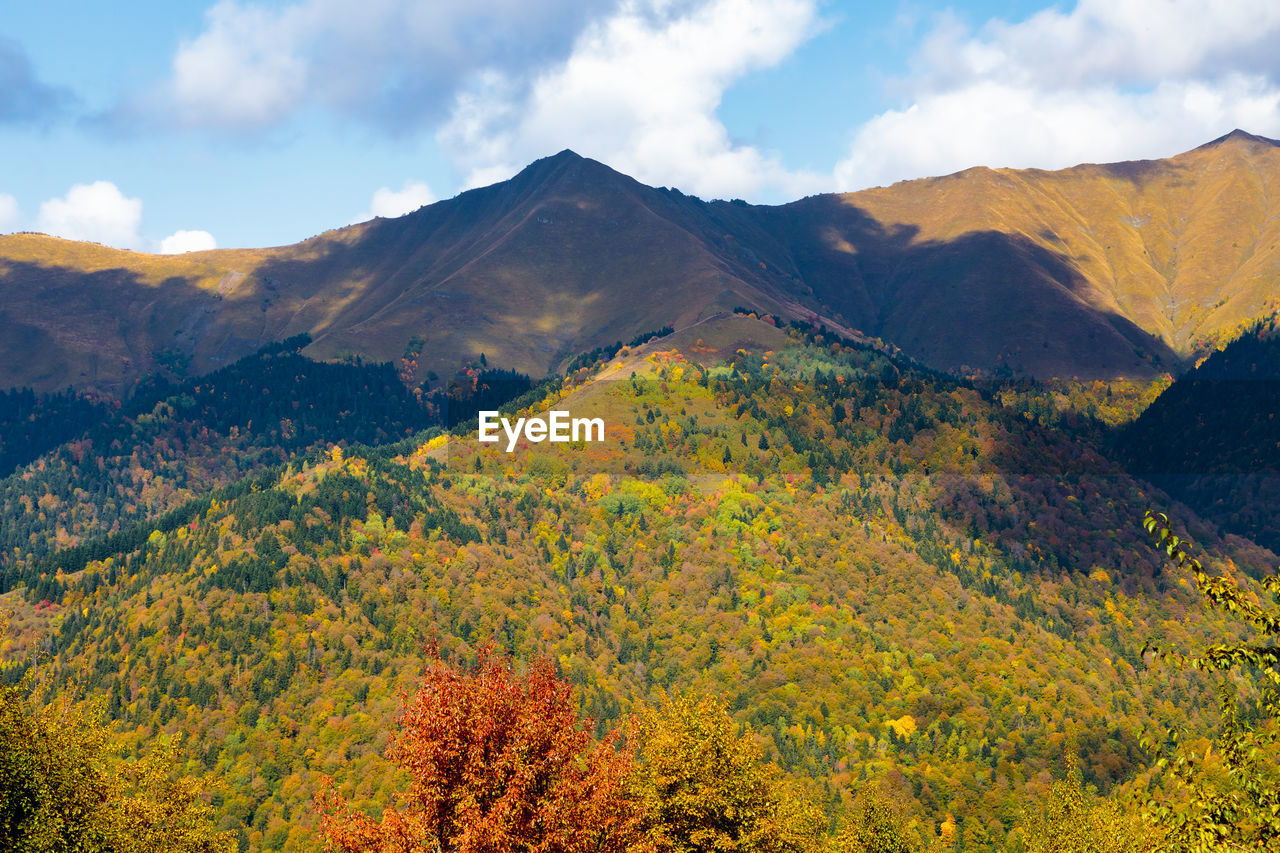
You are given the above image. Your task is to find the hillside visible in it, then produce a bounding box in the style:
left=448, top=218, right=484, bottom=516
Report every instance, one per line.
left=4, top=132, right=1280, bottom=393
left=1117, top=316, right=1280, bottom=551
left=0, top=157, right=805, bottom=396
left=808, top=129, right=1280, bottom=373
left=3, top=315, right=1274, bottom=851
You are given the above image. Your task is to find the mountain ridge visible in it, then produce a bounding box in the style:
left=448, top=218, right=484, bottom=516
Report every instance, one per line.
left=3, top=132, right=1280, bottom=394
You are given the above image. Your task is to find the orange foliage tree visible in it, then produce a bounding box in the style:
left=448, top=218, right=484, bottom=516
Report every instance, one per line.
left=315, top=645, right=645, bottom=853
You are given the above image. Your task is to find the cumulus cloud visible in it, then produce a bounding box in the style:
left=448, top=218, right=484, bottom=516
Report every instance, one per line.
left=152, top=0, right=612, bottom=132
left=159, top=229, right=218, bottom=253
left=35, top=182, right=217, bottom=252
left=37, top=182, right=145, bottom=249
left=0, top=194, right=19, bottom=231
left=836, top=0, right=1280, bottom=189
left=438, top=0, right=828, bottom=201
left=354, top=181, right=436, bottom=223
left=168, top=1, right=308, bottom=129
left=140, top=0, right=828, bottom=202
left=0, top=38, right=74, bottom=124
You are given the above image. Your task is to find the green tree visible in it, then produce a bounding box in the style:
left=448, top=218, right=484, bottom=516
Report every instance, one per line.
left=1139, top=511, right=1280, bottom=851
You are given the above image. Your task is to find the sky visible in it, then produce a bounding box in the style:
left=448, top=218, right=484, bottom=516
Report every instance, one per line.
left=4, top=0, right=1280, bottom=251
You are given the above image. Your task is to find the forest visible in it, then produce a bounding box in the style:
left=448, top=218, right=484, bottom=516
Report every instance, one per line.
left=1, top=314, right=1278, bottom=852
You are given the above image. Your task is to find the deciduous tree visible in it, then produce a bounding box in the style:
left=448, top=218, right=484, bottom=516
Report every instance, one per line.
left=1140, top=511, right=1280, bottom=851
left=315, top=645, right=643, bottom=853
left=629, top=694, right=825, bottom=853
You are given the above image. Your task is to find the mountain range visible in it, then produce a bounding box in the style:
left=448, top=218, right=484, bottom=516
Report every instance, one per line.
left=3, top=130, right=1280, bottom=395
left=4, top=121, right=1280, bottom=848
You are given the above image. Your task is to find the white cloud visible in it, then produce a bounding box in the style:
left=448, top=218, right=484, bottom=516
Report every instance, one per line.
left=169, top=1, right=308, bottom=129
left=837, top=0, right=1280, bottom=190
left=156, top=0, right=612, bottom=132
left=354, top=180, right=436, bottom=223
left=0, top=193, right=19, bottom=231
left=159, top=229, right=218, bottom=254
left=438, top=0, right=828, bottom=202
left=34, top=182, right=216, bottom=253
left=37, top=182, right=145, bottom=249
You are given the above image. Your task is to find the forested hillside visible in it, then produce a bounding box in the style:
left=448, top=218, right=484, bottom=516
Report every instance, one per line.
left=2, top=315, right=1273, bottom=851
left=1118, top=316, right=1280, bottom=551
left=0, top=336, right=550, bottom=578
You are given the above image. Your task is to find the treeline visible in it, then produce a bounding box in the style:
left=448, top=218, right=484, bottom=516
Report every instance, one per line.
left=563, top=326, right=675, bottom=374
left=427, top=367, right=536, bottom=428
left=121, top=334, right=435, bottom=449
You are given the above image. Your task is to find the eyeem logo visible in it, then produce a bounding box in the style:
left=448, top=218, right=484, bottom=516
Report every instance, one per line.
left=478, top=410, right=605, bottom=452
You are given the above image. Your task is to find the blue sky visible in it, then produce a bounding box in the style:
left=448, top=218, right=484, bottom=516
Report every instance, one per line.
left=4, top=0, right=1279, bottom=251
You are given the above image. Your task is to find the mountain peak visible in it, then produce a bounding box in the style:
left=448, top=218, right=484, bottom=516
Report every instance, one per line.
left=1196, top=129, right=1280, bottom=150
left=548, top=149, right=584, bottom=162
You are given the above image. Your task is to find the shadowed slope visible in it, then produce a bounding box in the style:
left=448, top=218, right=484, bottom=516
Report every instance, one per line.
left=3, top=134, right=1280, bottom=393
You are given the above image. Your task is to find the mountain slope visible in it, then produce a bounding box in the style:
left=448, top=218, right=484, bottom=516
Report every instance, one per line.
left=1117, top=316, right=1280, bottom=551
left=4, top=133, right=1280, bottom=393
left=4, top=315, right=1274, bottom=851
left=828, top=130, right=1280, bottom=363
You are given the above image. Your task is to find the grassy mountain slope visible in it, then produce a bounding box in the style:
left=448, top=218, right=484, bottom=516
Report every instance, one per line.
left=0, top=154, right=801, bottom=396
left=5, top=133, right=1280, bottom=393
left=3, top=316, right=1273, bottom=851
left=832, top=130, right=1280, bottom=366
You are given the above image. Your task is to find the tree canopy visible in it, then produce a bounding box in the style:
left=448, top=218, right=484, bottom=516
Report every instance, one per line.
left=315, top=645, right=642, bottom=853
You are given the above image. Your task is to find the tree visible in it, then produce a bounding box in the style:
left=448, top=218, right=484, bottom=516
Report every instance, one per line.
left=833, top=788, right=911, bottom=853
left=0, top=686, right=113, bottom=852
left=1024, top=758, right=1160, bottom=853
left=0, top=613, right=231, bottom=853
left=315, top=645, right=643, bottom=853
left=629, top=694, right=825, bottom=853
left=1139, top=511, right=1280, bottom=851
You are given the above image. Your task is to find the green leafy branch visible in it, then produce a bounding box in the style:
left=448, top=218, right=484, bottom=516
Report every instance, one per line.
left=1138, top=511, right=1280, bottom=852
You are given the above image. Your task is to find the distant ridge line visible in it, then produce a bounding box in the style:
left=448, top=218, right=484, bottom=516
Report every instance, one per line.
left=1195, top=128, right=1280, bottom=149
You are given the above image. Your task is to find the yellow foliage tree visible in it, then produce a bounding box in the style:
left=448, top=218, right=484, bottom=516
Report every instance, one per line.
left=0, top=687, right=231, bottom=852
left=1024, top=760, right=1160, bottom=853
left=0, top=615, right=231, bottom=853
left=833, top=788, right=910, bottom=853
left=629, top=694, right=826, bottom=853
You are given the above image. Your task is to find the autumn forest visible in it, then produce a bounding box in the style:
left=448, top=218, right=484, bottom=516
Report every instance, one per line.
left=1, top=307, right=1278, bottom=852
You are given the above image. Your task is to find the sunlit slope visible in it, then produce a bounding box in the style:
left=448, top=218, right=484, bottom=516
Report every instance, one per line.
left=0, top=234, right=273, bottom=393
left=804, top=129, right=1280, bottom=373
left=4, top=132, right=1280, bottom=393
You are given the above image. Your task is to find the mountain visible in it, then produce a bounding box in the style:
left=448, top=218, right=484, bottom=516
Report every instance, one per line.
left=4, top=132, right=1280, bottom=394
left=1118, top=316, right=1280, bottom=551
left=0, top=154, right=799, bottom=396
left=809, top=129, right=1280, bottom=375
left=5, top=315, right=1273, bottom=851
